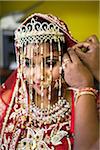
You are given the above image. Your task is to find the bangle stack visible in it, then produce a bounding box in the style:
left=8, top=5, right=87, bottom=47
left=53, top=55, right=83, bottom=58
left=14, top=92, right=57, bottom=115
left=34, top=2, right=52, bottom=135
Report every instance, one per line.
left=74, top=87, right=98, bottom=106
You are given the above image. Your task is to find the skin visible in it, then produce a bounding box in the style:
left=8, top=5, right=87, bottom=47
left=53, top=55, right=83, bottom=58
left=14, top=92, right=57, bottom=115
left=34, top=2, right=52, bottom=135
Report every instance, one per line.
left=63, top=49, right=94, bottom=88
left=24, top=43, right=98, bottom=149
left=73, top=35, right=99, bottom=82
left=24, top=42, right=68, bottom=108
left=62, top=48, right=99, bottom=150
left=0, top=37, right=99, bottom=149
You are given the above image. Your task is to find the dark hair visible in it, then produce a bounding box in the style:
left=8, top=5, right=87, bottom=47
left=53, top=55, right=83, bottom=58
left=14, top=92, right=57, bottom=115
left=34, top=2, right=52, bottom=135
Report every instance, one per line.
left=52, top=40, right=68, bottom=56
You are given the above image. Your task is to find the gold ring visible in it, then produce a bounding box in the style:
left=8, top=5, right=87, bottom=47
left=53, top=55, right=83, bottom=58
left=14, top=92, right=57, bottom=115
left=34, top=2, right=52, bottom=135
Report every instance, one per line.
left=62, top=62, right=67, bottom=69
left=62, top=59, right=70, bottom=69
left=63, top=58, right=70, bottom=64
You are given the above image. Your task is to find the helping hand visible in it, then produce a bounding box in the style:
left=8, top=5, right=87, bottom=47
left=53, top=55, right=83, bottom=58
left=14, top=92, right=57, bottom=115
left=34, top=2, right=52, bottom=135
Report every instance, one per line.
left=62, top=48, right=94, bottom=89
left=73, top=35, right=99, bottom=81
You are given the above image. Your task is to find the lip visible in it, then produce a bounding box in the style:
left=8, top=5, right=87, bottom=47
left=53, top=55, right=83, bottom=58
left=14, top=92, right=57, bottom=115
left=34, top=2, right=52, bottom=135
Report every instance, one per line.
left=33, top=81, right=51, bottom=95
left=34, top=81, right=50, bottom=88
left=31, top=80, right=55, bottom=89
left=32, top=82, right=41, bottom=95
left=36, top=83, right=40, bottom=88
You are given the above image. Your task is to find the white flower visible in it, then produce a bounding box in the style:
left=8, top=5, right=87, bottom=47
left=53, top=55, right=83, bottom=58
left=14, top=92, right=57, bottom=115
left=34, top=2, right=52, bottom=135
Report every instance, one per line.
left=51, top=130, right=68, bottom=146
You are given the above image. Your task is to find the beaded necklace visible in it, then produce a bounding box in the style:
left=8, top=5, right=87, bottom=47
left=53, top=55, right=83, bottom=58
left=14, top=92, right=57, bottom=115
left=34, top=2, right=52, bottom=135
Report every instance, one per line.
left=29, top=97, right=71, bottom=127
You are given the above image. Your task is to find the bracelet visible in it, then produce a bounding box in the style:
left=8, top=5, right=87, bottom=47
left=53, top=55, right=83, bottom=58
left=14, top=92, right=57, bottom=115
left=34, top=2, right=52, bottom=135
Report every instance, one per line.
left=78, top=87, right=98, bottom=95
left=74, top=87, right=98, bottom=106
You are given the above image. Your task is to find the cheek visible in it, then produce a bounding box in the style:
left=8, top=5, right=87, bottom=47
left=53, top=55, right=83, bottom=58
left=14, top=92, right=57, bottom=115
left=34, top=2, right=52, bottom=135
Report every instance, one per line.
left=52, top=66, right=60, bottom=80
left=24, top=68, right=30, bottom=78
left=24, top=68, right=34, bottom=80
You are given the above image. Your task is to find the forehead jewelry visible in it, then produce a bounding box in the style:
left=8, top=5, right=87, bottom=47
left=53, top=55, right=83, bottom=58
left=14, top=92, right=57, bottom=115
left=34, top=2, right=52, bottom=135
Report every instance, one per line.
left=15, top=17, right=65, bottom=47
left=34, top=43, right=38, bottom=107
left=48, top=40, right=53, bottom=110
left=40, top=45, right=44, bottom=109
left=29, top=45, right=33, bottom=108
left=33, top=44, right=39, bottom=55
left=15, top=16, right=65, bottom=110
left=58, top=39, right=62, bottom=100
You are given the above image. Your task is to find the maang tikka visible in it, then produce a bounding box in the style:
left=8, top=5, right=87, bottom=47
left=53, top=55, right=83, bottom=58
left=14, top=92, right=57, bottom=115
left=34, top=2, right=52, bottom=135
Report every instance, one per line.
left=15, top=13, right=66, bottom=109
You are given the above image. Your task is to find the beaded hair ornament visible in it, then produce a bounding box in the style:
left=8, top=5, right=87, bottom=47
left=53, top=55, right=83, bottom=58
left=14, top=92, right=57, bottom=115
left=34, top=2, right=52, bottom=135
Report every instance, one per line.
left=15, top=13, right=77, bottom=110
left=0, top=14, right=77, bottom=145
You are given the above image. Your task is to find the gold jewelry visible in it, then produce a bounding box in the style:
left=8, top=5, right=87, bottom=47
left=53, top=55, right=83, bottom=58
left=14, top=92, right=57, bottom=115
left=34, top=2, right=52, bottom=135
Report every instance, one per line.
left=62, top=59, right=70, bottom=69
left=63, top=58, right=70, bottom=63
left=74, top=88, right=98, bottom=106
left=15, top=17, right=65, bottom=48
left=15, top=15, right=66, bottom=111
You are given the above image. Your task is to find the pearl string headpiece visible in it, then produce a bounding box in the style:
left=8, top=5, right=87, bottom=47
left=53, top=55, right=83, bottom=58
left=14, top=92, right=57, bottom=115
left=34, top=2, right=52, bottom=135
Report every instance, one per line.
left=14, top=13, right=77, bottom=110
left=15, top=17, right=65, bottom=47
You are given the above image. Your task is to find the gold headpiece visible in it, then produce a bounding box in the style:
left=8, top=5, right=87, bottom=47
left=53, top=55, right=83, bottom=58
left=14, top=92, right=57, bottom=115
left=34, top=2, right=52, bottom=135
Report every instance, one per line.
left=14, top=13, right=77, bottom=110
left=15, top=17, right=65, bottom=47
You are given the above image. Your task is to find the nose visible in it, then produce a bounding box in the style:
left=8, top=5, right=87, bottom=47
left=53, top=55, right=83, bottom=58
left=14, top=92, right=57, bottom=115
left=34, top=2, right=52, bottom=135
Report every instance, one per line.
left=33, top=65, right=41, bottom=82
left=33, top=65, right=51, bottom=84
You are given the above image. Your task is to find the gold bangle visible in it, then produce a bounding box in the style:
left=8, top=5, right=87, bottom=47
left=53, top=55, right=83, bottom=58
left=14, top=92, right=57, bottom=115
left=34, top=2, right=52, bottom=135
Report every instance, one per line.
left=75, top=91, right=96, bottom=106
left=78, top=87, right=98, bottom=96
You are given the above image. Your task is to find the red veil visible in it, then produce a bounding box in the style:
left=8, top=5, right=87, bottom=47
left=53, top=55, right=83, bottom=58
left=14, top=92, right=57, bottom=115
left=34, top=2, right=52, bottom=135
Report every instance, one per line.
left=0, top=70, right=17, bottom=130
left=0, top=13, right=77, bottom=149
left=0, top=70, right=75, bottom=150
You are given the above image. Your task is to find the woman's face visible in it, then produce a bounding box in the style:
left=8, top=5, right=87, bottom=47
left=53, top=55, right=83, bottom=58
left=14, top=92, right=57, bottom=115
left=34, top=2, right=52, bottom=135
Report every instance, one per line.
left=23, top=42, right=60, bottom=95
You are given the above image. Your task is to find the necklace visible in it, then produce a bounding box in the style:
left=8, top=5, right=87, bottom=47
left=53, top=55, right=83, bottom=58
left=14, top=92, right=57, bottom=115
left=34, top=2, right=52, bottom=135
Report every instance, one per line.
left=16, top=97, right=72, bottom=150
left=29, top=97, right=71, bottom=127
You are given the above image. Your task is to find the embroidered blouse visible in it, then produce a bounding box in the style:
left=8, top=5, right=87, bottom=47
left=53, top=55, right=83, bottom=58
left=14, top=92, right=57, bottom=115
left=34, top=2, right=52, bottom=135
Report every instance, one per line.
left=0, top=71, right=74, bottom=150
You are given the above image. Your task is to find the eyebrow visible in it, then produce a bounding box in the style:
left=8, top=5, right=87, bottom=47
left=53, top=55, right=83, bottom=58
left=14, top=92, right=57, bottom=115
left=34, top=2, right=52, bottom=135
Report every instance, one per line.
left=25, top=58, right=33, bottom=64
left=25, top=56, right=58, bottom=61
left=46, top=56, right=58, bottom=60
left=25, top=58, right=30, bottom=61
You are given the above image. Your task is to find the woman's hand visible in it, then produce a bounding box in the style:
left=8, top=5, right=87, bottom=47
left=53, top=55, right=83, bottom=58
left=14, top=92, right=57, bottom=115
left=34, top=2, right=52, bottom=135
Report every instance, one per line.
left=73, top=35, right=99, bottom=81
left=62, top=48, right=94, bottom=89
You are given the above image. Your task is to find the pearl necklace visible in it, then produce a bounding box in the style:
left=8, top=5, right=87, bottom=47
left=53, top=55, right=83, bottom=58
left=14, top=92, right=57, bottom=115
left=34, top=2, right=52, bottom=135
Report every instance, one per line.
left=29, top=98, right=71, bottom=127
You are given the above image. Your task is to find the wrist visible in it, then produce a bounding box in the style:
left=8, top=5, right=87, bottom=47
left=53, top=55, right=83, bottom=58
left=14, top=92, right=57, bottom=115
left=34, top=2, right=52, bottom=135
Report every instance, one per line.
left=77, top=83, right=94, bottom=89
left=94, top=71, right=99, bottom=82
left=74, top=87, right=98, bottom=106
left=78, top=79, right=94, bottom=89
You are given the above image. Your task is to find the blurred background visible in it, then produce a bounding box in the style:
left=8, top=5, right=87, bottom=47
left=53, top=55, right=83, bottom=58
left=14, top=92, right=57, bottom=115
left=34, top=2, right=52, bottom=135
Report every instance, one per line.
left=0, top=0, right=99, bottom=84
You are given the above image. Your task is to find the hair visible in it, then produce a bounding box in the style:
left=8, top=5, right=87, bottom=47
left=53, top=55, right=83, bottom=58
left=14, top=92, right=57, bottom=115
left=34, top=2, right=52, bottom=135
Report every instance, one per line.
left=52, top=40, right=68, bottom=56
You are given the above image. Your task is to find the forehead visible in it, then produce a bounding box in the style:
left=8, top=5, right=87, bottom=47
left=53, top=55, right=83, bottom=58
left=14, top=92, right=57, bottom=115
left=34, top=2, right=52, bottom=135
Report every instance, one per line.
left=26, top=42, right=59, bottom=59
